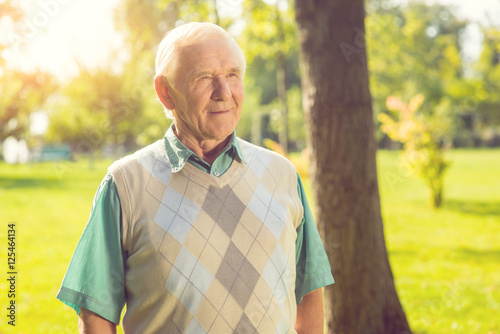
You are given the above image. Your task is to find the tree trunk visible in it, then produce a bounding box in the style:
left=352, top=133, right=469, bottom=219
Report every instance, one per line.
left=294, top=1, right=411, bottom=333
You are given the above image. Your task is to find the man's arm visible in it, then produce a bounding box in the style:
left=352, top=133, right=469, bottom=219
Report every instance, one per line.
left=295, top=288, right=325, bottom=334
left=79, top=308, right=117, bottom=334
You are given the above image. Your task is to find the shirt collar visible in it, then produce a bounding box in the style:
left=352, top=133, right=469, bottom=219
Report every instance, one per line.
left=163, top=124, right=246, bottom=173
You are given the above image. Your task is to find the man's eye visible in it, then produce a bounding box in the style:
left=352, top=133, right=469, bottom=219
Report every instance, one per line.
left=201, top=76, right=211, bottom=80
left=228, top=73, right=237, bottom=78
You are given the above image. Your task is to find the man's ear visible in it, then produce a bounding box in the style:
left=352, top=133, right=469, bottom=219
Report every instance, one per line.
left=154, top=76, right=175, bottom=110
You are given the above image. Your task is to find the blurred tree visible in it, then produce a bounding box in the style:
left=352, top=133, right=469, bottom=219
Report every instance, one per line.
left=113, top=0, right=180, bottom=146
left=114, top=0, right=179, bottom=54
left=0, top=0, right=55, bottom=143
left=240, top=0, right=301, bottom=152
left=0, top=70, right=55, bottom=142
left=0, top=0, right=22, bottom=68
left=379, top=94, right=450, bottom=207
left=236, top=73, right=265, bottom=143
left=46, top=68, right=151, bottom=156
left=365, top=1, right=467, bottom=145
left=285, top=85, right=306, bottom=150
left=472, top=27, right=500, bottom=145
left=295, top=0, right=411, bottom=333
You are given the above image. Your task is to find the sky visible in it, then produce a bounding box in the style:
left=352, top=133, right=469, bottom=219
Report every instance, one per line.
left=2, top=0, right=124, bottom=79
left=2, top=0, right=500, bottom=81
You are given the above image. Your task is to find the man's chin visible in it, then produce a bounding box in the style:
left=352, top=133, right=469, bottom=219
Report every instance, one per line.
left=204, top=126, right=236, bottom=142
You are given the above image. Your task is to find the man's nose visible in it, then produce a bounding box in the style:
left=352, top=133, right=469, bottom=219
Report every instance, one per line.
left=211, top=76, right=232, bottom=101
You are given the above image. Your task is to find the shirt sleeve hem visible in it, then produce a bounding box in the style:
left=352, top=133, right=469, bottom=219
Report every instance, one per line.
left=56, top=287, right=122, bottom=325
left=296, top=272, right=335, bottom=305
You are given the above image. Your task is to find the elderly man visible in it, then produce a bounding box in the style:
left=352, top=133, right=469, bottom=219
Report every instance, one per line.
left=57, top=22, right=334, bottom=333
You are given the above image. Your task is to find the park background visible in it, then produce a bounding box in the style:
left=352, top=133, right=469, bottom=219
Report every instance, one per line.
left=0, top=0, right=499, bottom=333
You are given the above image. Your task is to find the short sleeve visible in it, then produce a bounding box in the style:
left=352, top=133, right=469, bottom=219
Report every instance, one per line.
left=56, top=174, right=126, bottom=324
left=295, top=174, right=335, bottom=304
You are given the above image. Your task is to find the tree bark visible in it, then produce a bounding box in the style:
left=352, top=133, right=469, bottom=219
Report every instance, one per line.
left=294, top=1, right=411, bottom=333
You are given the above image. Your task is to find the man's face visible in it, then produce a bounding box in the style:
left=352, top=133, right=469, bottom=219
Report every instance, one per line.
left=167, top=36, right=245, bottom=143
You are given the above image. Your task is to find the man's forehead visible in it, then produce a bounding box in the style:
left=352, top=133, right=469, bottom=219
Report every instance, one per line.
left=178, top=39, right=242, bottom=70
left=179, top=36, right=232, bottom=56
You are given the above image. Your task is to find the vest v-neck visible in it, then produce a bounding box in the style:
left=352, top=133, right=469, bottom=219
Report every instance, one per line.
left=179, top=157, right=244, bottom=189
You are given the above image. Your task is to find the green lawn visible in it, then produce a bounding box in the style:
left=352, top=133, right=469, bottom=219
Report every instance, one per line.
left=0, top=149, right=498, bottom=333
left=378, top=149, right=500, bottom=334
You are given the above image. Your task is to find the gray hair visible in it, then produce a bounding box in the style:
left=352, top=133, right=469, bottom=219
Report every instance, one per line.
left=154, top=22, right=246, bottom=119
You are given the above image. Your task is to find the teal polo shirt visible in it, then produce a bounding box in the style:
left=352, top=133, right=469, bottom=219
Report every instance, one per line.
left=163, top=125, right=247, bottom=176
left=57, top=125, right=334, bottom=324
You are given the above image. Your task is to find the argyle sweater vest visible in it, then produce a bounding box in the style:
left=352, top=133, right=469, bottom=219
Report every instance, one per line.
left=109, top=138, right=303, bottom=334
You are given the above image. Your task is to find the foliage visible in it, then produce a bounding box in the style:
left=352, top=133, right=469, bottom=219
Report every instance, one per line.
left=285, top=85, right=305, bottom=149
left=366, top=1, right=467, bottom=144
left=45, top=68, right=169, bottom=156
left=470, top=27, right=500, bottom=144
left=0, top=70, right=55, bottom=142
left=378, top=94, right=450, bottom=207
left=239, top=0, right=302, bottom=150
left=0, top=0, right=23, bottom=68
left=240, top=0, right=297, bottom=64
left=1, top=0, right=499, bottom=157
left=101, top=0, right=500, bottom=151
left=0, top=1, right=57, bottom=150
left=0, top=1, right=56, bottom=143
left=236, top=73, right=263, bottom=142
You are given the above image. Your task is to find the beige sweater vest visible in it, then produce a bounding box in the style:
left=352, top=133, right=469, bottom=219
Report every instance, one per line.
left=109, top=138, right=303, bottom=333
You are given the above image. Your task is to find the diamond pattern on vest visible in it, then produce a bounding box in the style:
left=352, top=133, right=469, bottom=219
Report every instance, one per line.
left=149, top=155, right=294, bottom=333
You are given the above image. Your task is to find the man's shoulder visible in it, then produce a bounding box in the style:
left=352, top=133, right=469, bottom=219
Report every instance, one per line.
left=237, top=138, right=296, bottom=172
left=108, top=139, right=169, bottom=175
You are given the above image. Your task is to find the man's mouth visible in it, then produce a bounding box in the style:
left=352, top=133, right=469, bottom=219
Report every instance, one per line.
left=209, top=108, right=231, bottom=114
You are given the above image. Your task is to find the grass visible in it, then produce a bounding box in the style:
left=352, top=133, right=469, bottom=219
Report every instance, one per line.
left=378, top=149, right=500, bottom=334
left=0, top=149, right=499, bottom=333
left=0, top=159, right=119, bottom=333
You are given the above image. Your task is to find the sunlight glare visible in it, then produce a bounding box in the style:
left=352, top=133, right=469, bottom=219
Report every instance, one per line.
left=4, top=0, right=124, bottom=80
